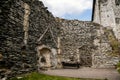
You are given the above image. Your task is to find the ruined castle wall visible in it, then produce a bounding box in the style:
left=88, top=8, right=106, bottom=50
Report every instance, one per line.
left=56, top=18, right=120, bottom=68
left=92, top=28, right=120, bottom=68
left=93, top=0, right=120, bottom=41
left=93, top=0, right=116, bottom=28
left=0, top=0, right=59, bottom=78
left=113, top=0, right=120, bottom=41
left=56, top=19, right=96, bottom=66
left=93, top=0, right=100, bottom=24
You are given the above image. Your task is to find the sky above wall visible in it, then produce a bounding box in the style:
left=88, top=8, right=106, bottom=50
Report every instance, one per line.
left=40, top=0, right=93, bottom=21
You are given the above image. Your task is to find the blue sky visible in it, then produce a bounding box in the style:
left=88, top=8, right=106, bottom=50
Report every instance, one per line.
left=63, top=9, right=92, bottom=21
left=40, top=0, right=93, bottom=21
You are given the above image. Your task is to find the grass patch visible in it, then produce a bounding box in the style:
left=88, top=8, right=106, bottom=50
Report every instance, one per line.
left=10, top=72, right=105, bottom=80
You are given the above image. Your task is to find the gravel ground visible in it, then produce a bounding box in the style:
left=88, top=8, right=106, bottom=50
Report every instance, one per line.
left=42, top=67, right=120, bottom=80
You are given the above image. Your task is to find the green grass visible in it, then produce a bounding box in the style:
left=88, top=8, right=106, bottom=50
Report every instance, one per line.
left=10, top=72, right=105, bottom=80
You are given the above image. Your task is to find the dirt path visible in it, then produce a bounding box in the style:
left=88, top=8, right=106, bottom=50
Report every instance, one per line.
left=42, top=67, right=120, bottom=80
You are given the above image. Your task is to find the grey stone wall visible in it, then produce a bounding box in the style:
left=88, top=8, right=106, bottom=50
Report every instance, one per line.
left=92, top=28, right=120, bottom=68
left=0, top=0, right=120, bottom=79
left=113, top=0, right=120, bottom=41
left=0, top=0, right=59, bottom=78
left=56, top=18, right=120, bottom=68
left=92, top=0, right=120, bottom=41
left=56, top=18, right=97, bottom=66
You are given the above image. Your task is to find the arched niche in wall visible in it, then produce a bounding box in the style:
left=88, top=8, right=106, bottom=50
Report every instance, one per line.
left=37, top=45, right=58, bottom=70
left=115, top=18, right=120, bottom=24
left=39, top=47, right=52, bottom=68
left=115, top=0, right=120, bottom=6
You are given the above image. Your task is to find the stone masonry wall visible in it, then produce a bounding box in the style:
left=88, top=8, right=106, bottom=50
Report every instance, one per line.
left=0, top=0, right=59, bottom=78
left=0, top=0, right=120, bottom=79
left=56, top=18, right=97, bottom=66
left=93, top=0, right=120, bottom=41
left=56, top=18, right=120, bottom=68
left=92, top=27, right=120, bottom=68
left=113, top=0, right=120, bottom=41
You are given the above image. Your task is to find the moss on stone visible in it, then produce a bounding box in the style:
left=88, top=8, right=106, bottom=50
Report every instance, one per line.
left=117, top=62, right=120, bottom=73
left=104, top=28, right=120, bottom=57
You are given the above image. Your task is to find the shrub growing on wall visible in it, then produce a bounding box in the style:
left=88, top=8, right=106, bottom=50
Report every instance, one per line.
left=117, top=62, right=120, bottom=73
left=104, top=28, right=120, bottom=56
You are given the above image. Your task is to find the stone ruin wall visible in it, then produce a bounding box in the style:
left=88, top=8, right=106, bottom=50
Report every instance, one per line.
left=92, top=28, right=120, bottom=68
left=56, top=18, right=96, bottom=67
left=0, top=0, right=120, bottom=79
left=56, top=18, right=120, bottom=68
left=113, top=0, right=120, bottom=41
left=0, top=0, right=59, bottom=78
left=93, top=0, right=120, bottom=41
